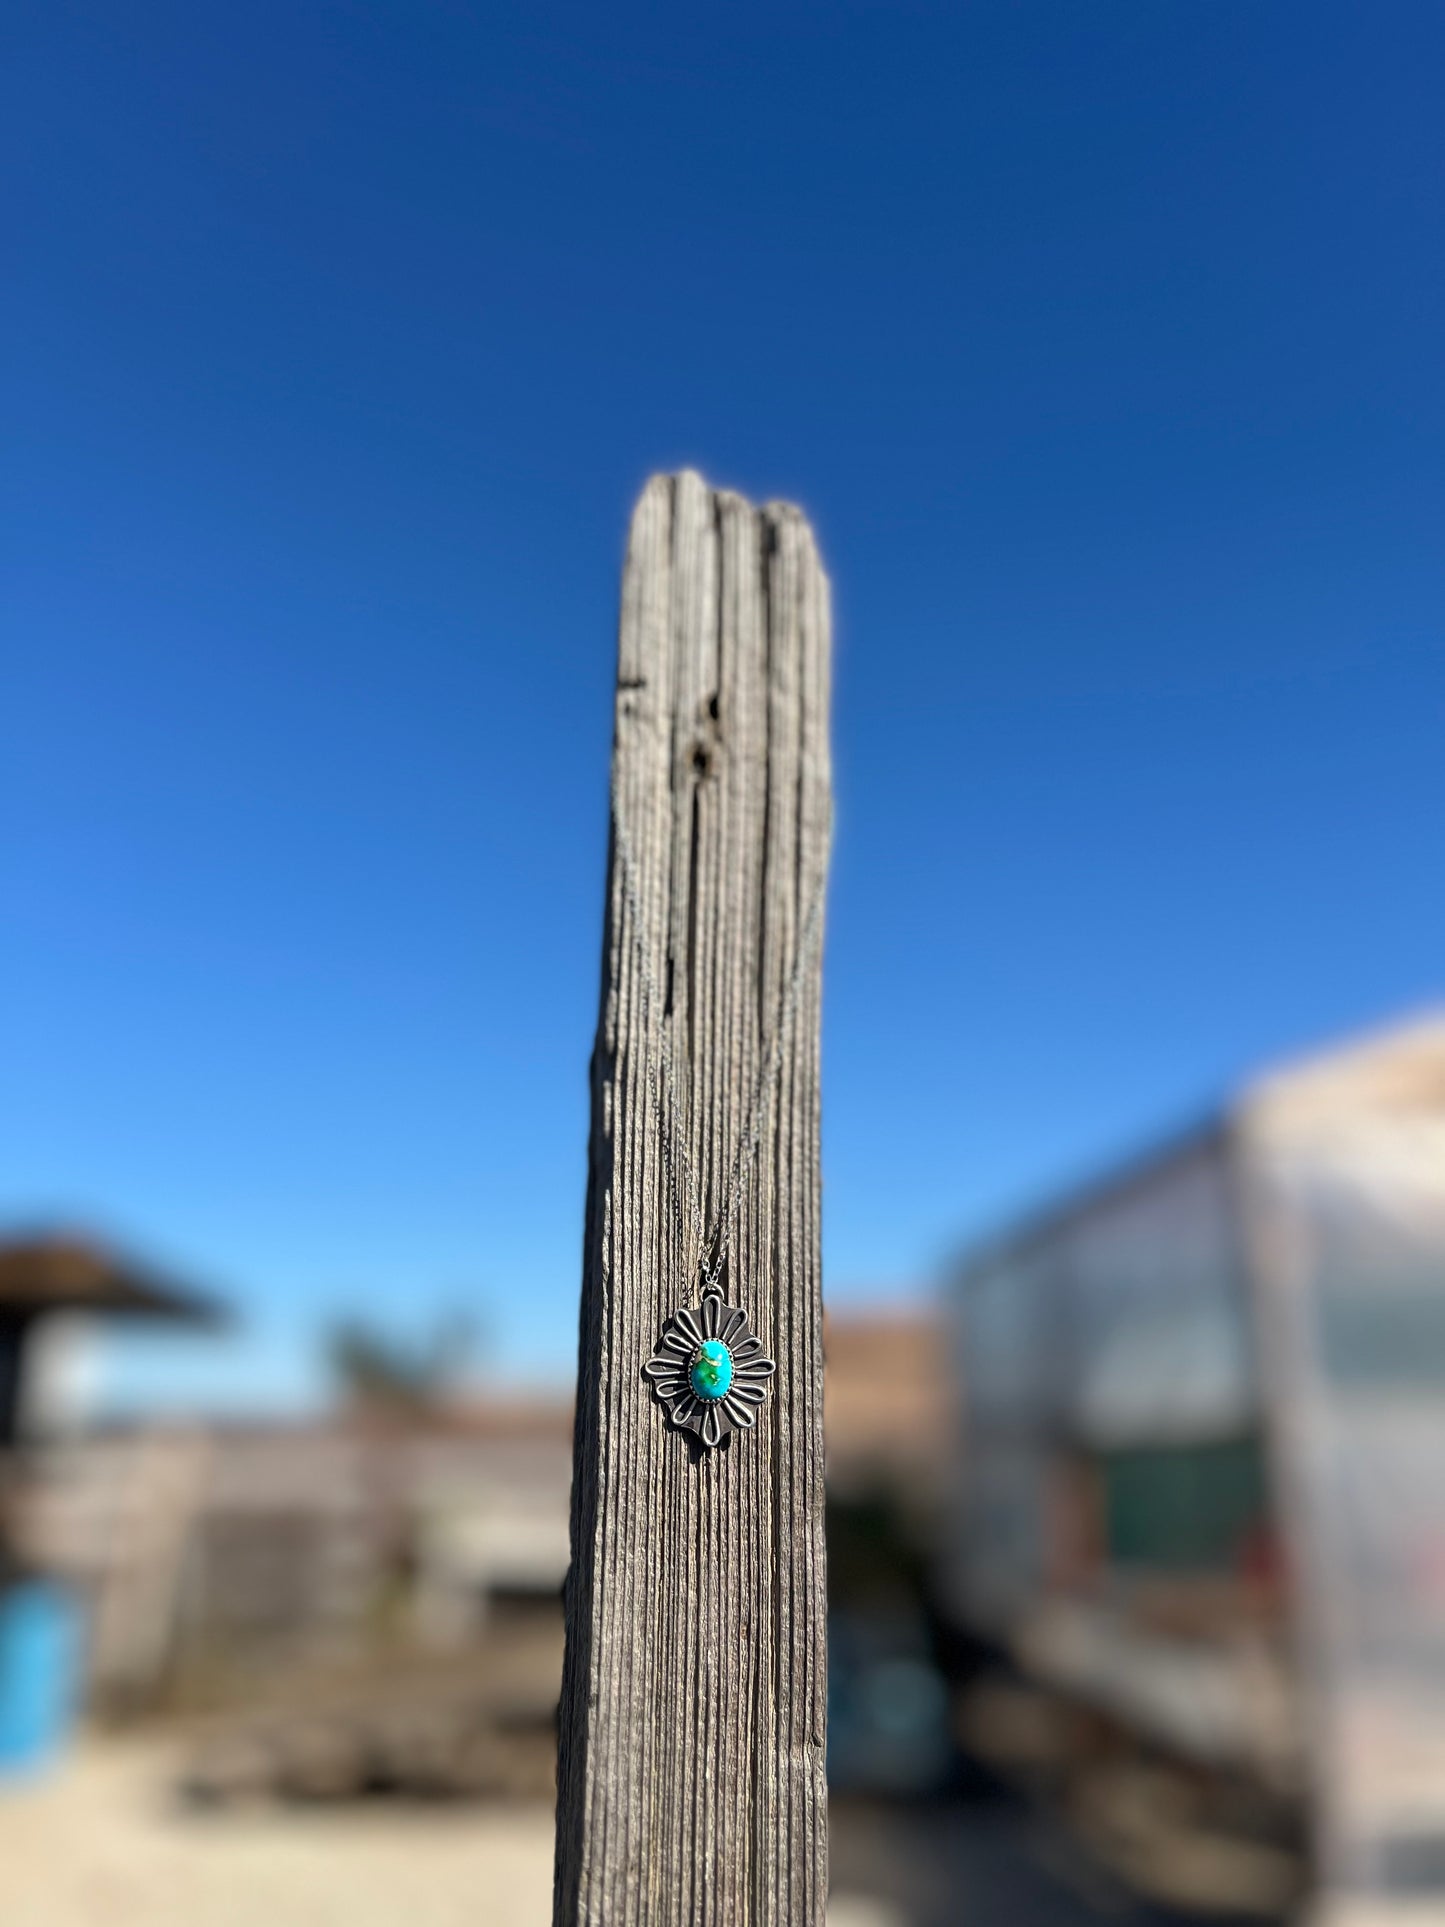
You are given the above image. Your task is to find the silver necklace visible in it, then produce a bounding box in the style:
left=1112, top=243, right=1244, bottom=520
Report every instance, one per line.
left=610, top=799, right=830, bottom=1450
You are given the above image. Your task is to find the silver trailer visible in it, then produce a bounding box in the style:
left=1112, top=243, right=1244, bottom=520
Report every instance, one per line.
left=949, top=1012, right=1445, bottom=1923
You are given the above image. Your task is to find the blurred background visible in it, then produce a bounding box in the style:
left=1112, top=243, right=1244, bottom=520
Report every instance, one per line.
left=4, top=3, right=1444, bottom=1923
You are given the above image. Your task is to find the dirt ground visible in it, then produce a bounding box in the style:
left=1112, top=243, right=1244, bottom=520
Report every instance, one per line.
left=0, top=1737, right=1222, bottom=1927
left=0, top=1739, right=914, bottom=1927
left=0, top=1738, right=556, bottom=1927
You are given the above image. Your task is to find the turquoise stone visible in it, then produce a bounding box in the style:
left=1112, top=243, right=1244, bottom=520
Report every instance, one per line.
left=689, top=1338, right=733, bottom=1401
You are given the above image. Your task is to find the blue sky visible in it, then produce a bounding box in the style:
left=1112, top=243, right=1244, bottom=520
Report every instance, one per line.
left=5, top=2, right=1443, bottom=1412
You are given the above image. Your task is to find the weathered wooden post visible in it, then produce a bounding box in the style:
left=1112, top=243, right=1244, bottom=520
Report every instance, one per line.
left=554, top=471, right=833, bottom=1926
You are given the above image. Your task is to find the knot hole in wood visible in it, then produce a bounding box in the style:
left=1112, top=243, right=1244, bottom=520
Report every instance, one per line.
left=686, top=690, right=723, bottom=783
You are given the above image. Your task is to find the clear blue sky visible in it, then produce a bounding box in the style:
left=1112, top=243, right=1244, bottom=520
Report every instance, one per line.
left=5, top=3, right=1443, bottom=1412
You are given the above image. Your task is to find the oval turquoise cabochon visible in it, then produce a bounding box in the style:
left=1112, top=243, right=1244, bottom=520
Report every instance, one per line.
left=689, top=1339, right=733, bottom=1401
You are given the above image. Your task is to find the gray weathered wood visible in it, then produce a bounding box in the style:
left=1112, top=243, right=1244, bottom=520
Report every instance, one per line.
left=554, top=472, right=833, bottom=1927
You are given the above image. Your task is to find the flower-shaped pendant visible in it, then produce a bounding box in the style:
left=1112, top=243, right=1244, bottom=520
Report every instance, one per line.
left=644, top=1290, right=776, bottom=1449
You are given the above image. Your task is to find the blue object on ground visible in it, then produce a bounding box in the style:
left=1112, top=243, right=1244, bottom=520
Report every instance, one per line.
left=0, top=1581, right=83, bottom=1779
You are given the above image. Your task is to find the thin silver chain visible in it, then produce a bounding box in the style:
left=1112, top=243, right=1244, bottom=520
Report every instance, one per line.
left=611, top=795, right=830, bottom=1298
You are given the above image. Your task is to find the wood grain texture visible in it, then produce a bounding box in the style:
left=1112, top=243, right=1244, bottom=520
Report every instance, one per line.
left=553, top=472, right=833, bottom=1927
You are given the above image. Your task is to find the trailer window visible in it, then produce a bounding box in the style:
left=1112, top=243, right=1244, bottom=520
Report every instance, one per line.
left=1318, top=1282, right=1445, bottom=1391
left=1097, top=1434, right=1267, bottom=1573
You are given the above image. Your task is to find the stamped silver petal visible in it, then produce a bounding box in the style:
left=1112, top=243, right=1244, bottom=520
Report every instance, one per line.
left=652, top=1376, right=687, bottom=1402
left=735, top=1356, right=777, bottom=1381
left=731, top=1335, right=764, bottom=1362
left=644, top=1355, right=680, bottom=1379
left=673, top=1307, right=704, bottom=1347
left=718, top=1304, right=748, bottom=1344
left=670, top=1393, right=699, bottom=1430
left=701, top=1403, right=724, bottom=1448
left=702, top=1294, right=721, bottom=1338
left=728, top=1379, right=770, bottom=1407
left=722, top=1393, right=757, bottom=1428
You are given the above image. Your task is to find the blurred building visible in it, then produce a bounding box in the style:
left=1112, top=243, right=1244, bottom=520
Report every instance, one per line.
left=824, top=1307, right=958, bottom=1509
left=0, top=1234, right=218, bottom=1778
left=0, top=1235, right=217, bottom=1453
left=948, top=1008, right=1445, bottom=1924
left=824, top=1304, right=960, bottom=1799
